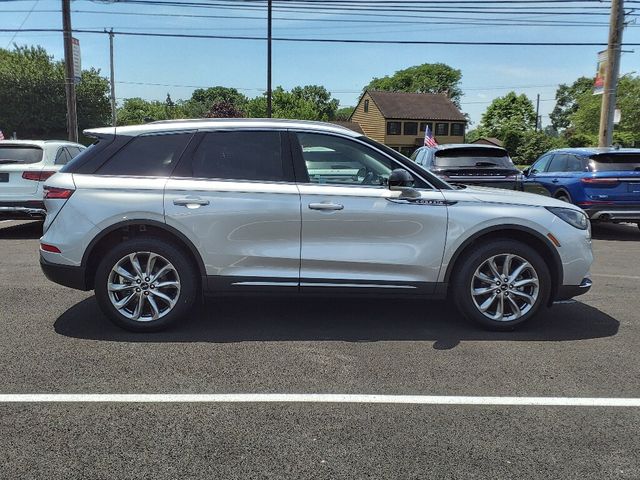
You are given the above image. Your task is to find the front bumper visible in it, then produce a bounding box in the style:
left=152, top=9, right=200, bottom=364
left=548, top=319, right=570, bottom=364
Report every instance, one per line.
left=555, top=277, right=592, bottom=301
left=39, top=254, right=89, bottom=291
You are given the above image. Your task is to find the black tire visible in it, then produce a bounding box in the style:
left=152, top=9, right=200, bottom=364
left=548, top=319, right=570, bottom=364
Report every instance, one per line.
left=452, top=239, right=551, bottom=331
left=94, top=237, right=198, bottom=332
left=555, top=191, right=572, bottom=203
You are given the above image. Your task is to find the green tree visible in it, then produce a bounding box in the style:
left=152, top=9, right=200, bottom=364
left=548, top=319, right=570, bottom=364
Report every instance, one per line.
left=0, top=45, right=110, bottom=138
left=335, top=106, right=355, bottom=121
left=510, top=131, right=566, bottom=165
left=365, top=63, right=463, bottom=106
left=245, top=85, right=339, bottom=120
left=183, top=86, right=248, bottom=118
left=549, top=77, right=593, bottom=131
left=570, top=75, right=640, bottom=146
left=117, top=98, right=179, bottom=125
left=205, top=100, right=244, bottom=118
left=477, top=91, right=536, bottom=139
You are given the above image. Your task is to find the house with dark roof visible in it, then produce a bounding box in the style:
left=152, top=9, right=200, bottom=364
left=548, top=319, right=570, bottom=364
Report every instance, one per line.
left=349, top=90, right=467, bottom=156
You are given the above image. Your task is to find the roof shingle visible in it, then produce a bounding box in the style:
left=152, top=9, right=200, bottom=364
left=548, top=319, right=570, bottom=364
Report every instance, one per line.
left=367, top=90, right=466, bottom=121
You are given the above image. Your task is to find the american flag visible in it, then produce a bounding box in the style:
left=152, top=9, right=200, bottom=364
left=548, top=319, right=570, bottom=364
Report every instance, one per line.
left=0, top=130, right=4, bottom=141
left=424, top=124, right=438, bottom=147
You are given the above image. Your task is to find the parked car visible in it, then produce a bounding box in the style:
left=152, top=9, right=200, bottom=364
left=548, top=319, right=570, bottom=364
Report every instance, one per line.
left=411, top=144, right=522, bottom=190
left=40, top=119, right=592, bottom=332
left=0, top=140, right=85, bottom=220
left=522, top=147, right=640, bottom=229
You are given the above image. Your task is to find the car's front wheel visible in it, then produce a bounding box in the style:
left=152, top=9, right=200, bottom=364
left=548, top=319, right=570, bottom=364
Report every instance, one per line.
left=94, top=238, right=198, bottom=332
left=452, top=240, right=551, bottom=330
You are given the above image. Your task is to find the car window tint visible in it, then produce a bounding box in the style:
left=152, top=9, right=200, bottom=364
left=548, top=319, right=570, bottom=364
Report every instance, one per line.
left=296, top=132, right=395, bottom=186
left=68, top=147, right=82, bottom=159
left=565, top=155, right=586, bottom=172
left=532, top=154, right=552, bottom=173
left=0, top=146, right=43, bottom=164
left=189, top=131, right=284, bottom=182
left=55, top=148, right=72, bottom=165
left=97, top=133, right=191, bottom=176
left=547, top=155, right=568, bottom=172
left=591, top=153, right=640, bottom=171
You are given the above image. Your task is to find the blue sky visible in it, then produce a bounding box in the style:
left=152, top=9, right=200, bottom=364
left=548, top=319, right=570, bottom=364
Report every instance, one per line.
left=2, top=0, right=639, bottom=127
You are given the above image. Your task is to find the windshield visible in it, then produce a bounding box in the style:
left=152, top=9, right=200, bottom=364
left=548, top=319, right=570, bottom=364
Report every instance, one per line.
left=434, top=147, right=515, bottom=168
left=591, top=153, right=640, bottom=172
left=0, top=145, right=43, bottom=164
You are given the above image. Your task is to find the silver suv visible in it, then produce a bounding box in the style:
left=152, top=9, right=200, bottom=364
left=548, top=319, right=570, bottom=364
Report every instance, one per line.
left=40, top=119, right=593, bottom=332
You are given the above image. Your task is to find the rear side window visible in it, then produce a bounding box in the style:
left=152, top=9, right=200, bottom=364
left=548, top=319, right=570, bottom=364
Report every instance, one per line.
left=186, top=131, right=284, bottom=182
left=54, top=148, right=72, bottom=165
left=97, top=133, right=191, bottom=176
left=0, top=146, right=43, bottom=164
left=592, top=153, right=640, bottom=172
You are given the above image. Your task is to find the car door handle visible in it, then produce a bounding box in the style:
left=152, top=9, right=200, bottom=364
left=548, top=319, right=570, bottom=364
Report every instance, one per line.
left=551, top=179, right=559, bottom=183
left=173, top=196, right=210, bottom=207
left=308, top=202, right=344, bottom=211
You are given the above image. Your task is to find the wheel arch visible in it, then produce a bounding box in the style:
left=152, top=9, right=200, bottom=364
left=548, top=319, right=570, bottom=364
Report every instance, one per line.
left=444, top=224, right=563, bottom=303
left=81, top=219, right=206, bottom=290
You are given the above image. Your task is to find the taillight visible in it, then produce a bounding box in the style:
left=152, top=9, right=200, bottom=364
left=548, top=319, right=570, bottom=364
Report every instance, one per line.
left=44, top=186, right=74, bottom=199
left=22, top=171, right=56, bottom=181
left=581, top=177, right=620, bottom=185
left=40, top=243, right=61, bottom=253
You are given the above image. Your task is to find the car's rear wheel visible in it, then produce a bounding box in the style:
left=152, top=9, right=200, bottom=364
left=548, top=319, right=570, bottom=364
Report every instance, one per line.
left=94, top=238, right=197, bottom=332
left=452, top=240, right=551, bottom=330
left=556, top=192, right=572, bottom=203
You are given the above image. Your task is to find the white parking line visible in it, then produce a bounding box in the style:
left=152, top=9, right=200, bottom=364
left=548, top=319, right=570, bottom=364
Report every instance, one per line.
left=0, top=394, right=638, bottom=407
left=592, top=273, right=640, bottom=280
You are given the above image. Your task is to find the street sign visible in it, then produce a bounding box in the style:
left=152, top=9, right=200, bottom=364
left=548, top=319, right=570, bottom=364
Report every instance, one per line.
left=614, top=108, right=621, bottom=124
left=72, top=37, right=81, bottom=84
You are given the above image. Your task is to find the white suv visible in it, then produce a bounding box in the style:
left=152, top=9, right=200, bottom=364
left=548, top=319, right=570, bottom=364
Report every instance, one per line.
left=0, top=140, right=85, bottom=219
left=40, top=119, right=593, bottom=332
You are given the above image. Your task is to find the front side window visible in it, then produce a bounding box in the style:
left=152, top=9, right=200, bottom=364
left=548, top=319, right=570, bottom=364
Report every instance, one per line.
left=295, top=132, right=395, bottom=186
left=188, top=131, right=284, bottom=182
left=435, top=123, right=449, bottom=136
left=451, top=123, right=465, bottom=136
left=547, top=155, right=568, bottom=173
left=531, top=154, right=552, bottom=173
left=386, top=122, right=401, bottom=135
left=403, top=122, right=418, bottom=136
left=98, top=133, right=192, bottom=176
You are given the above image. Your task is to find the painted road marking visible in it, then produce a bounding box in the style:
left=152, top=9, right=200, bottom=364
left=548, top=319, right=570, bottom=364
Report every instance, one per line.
left=592, top=273, right=640, bottom=280
left=0, top=394, right=638, bottom=407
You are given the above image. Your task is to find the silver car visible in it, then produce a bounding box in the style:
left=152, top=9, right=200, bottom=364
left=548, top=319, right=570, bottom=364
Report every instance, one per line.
left=40, top=119, right=593, bottom=332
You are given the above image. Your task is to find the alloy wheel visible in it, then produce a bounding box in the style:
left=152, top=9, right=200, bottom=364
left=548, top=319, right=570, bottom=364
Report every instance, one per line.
left=470, top=253, right=539, bottom=322
left=107, top=251, right=181, bottom=322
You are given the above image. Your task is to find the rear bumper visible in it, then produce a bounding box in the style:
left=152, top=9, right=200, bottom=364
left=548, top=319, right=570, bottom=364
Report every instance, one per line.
left=0, top=201, right=46, bottom=219
left=583, top=206, right=640, bottom=222
left=447, top=179, right=522, bottom=191
left=555, top=277, right=592, bottom=301
left=39, top=254, right=89, bottom=291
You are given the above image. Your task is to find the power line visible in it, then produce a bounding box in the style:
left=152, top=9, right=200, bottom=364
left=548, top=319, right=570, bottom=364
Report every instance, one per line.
left=3, top=28, right=639, bottom=46
left=4, top=0, right=39, bottom=48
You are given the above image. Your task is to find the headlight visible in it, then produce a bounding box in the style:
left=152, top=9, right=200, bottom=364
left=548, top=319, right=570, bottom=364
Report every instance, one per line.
left=546, top=207, right=589, bottom=230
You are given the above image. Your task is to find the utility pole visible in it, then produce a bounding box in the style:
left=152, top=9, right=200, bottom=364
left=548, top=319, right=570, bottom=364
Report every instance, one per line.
left=598, top=0, right=625, bottom=147
left=62, top=0, right=78, bottom=142
left=107, top=29, right=116, bottom=127
left=535, top=93, right=540, bottom=132
left=267, top=0, right=272, bottom=118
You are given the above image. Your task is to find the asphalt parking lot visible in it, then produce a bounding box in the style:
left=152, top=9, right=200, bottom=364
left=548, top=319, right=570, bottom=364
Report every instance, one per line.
left=1, top=219, right=639, bottom=479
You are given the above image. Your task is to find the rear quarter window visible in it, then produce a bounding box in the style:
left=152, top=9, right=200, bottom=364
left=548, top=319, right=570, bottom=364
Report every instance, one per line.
left=0, top=145, right=43, bottom=164
left=96, top=133, right=192, bottom=176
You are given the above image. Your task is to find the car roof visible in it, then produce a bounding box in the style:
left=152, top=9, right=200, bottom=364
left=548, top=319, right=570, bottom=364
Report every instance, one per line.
left=550, top=147, right=640, bottom=156
left=0, top=140, right=82, bottom=148
left=85, top=118, right=362, bottom=138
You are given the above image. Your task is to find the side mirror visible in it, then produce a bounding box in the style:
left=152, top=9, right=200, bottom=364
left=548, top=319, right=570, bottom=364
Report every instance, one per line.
left=388, top=168, right=420, bottom=199
left=388, top=168, right=414, bottom=189
left=522, top=167, right=531, bottom=176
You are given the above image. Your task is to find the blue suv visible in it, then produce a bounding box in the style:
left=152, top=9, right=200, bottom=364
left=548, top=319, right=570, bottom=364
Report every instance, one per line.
left=523, top=148, right=640, bottom=229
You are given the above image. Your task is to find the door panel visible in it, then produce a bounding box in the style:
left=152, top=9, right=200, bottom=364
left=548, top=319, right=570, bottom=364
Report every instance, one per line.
left=164, top=179, right=301, bottom=281
left=299, top=184, right=448, bottom=289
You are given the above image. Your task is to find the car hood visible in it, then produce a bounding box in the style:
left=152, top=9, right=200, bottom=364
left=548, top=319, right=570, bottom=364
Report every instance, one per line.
left=440, top=185, right=583, bottom=210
